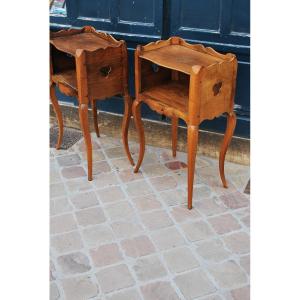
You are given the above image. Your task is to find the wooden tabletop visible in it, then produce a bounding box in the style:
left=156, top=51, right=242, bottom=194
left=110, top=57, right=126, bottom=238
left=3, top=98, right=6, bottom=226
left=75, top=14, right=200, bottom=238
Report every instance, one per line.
left=140, top=44, right=224, bottom=75
left=50, top=32, right=118, bottom=56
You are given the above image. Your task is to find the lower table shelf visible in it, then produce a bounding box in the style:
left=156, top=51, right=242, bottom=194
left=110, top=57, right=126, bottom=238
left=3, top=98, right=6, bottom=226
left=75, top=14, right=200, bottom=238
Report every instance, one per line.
left=140, top=81, right=189, bottom=116
left=52, top=69, right=77, bottom=91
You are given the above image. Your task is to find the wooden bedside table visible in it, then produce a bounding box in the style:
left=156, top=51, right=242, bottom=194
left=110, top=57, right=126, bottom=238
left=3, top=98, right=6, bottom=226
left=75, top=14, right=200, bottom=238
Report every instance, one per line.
left=50, top=26, right=134, bottom=181
left=133, top=37, right=238, bottom=209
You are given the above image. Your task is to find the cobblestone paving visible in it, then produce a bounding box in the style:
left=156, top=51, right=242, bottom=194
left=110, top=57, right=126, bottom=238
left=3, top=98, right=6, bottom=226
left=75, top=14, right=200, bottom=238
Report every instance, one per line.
left=50, top=133, right=250, bottom=300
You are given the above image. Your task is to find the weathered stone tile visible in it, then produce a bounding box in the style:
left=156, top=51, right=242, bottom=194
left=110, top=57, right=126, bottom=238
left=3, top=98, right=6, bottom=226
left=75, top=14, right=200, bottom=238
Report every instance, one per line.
left=181, top=221, right=215, bottom=242
left=158, top=150, right=175, bottom=162
left=165, top=161, right=187, bottom=171
left=76, top=140, right=100, bottom=152
left=50, top=182, right=66, bottom=198
left=141, top=210, right=173, bottom=231
left=219, top=191, right=249, bottom=209
left=196, top=156, right=214, bottom=168
left=81, top=149, right=105, bottom=162
left=151, top=227, right=186, bottom=251
left=96, top=264, right=135, bottom=293
left=50, top=214, right=77, bottom=234
left=194, top=196, right=227, bottom=216
left=196, top=239, right=231, bottom=263
left=51, top=231, right=83, bottom=254
left=106, top=288, right=141, bottom=300
left=110, top=157, right=133, bottom=171
left=105, top=201, right=135, bottom=221
left=150, top=175, right=178, bottom=191
left=198, top=295, right=223, bottom=300
left=61, top=166, right=86, bottom=179
left=118, top=168, right=144, bottom=183
left=163, top=247, right=199, bottom=273
left=208, top=214, right=241, bottom=235
left=98, top=136, right=121, bottom=149
left=159, top=189, right=186, bottom=207
left=50, top=260, right=56, bottom=281
left=90, top=243, right=123, bottom=267
left=70, top=191, right=99, bottom=209
left=92, top=172, right=120, bottom=189
left=141, top=281, right=180, bottom=300
left=223, top=232, right=250, bottom=255
left=105, top=147, right=126, bottom=159
left=75, top=207, right=106, bottom=226
left=62, top=275, right=99, bottom=300
left=56, top=154, right=81, bottom=167
left=207, top=260, right=248, bottom=289
left=142, top=163, right=169, bottom=177
left=231, top=285, right=250, bottom=300
left=50, top=282, right=60, bottom=300
left=131, top=194, right=162, bottom=212
left=96, top=186, right=125, bottom=204
left=174, top=269, right=216, bottom=299
left=57, top=252, right=91, bottom=275
left=82, top=224, right=115, bottom=247
left=111, top=221, right=144, bottom=239
left=170, top=205, right=201, bottom=223
left=239, top=255, right=250, bottom=275
left=233, top=208, right=250, bottom=229
left=125, top=180, right=153, bottom=197
left=241, top=214, right=250, bottom=228
left=50, top=168, right=62, bottom=184
left=133, top=255, right=167, bottom=281
left=170, top=169, right=188, bottom=186
left=140, top=152, right=158, bottom=165
left=121, top=235, right=155, bottom=258
left=191, top=184, right=213, bottom=201
left=92, top=161, right=111, bottom=176
left=50, top=197, right=73, bottom=216
left=65, top=178, right=94, bottom=193
left=212, top=181, right=240, bottom=198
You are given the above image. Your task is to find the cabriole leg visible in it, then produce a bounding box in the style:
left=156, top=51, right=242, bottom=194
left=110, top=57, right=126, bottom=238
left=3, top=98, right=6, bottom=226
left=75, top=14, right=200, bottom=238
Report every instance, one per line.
left=92, top=99, right=100, bottom=138
left=132, top=99, right=145, bottom=173
left=219, top=112, right=237, bottom=188
left=50, top=82, right=63, bottom=149
left=172, top=117, right=178, bottom=157
left=122, top=94, right=134, bottom=166
left=79, top=103, right=93, bottom=181
left=187, top=125, right=199, bottom=209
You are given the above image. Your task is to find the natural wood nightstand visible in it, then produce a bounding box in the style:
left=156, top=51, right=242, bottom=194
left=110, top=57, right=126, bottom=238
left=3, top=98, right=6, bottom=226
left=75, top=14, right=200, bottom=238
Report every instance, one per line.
left=133, top=37, right=238, bottom=209
left=50, top=26, right=134, bottom=180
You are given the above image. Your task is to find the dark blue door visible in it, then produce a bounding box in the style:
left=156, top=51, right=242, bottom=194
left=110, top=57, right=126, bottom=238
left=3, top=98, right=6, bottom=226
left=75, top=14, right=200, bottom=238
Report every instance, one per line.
left=50, top=0, right=250, bottom=138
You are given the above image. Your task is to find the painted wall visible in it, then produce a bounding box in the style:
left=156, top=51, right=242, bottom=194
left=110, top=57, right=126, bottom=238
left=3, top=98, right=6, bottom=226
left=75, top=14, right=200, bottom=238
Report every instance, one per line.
left=50, top=0, right=250, bottom=137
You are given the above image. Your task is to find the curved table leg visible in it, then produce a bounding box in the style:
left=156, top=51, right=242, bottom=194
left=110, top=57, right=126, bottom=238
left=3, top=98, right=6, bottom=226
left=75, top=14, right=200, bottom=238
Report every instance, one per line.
left=219, top=112, right=237, bottom=188
left=122, top=94, right=134, bottom=166
left=92, top=99, right=100, bottom=138
left=132, top=99, right=145, bottom=173
left=172, top=117, right=178, bottom=158
left=50, top=82, right=63, bottom=149
left=187, top=125, right=199, bottom=210
left=79, top=103, right=93, bottom=181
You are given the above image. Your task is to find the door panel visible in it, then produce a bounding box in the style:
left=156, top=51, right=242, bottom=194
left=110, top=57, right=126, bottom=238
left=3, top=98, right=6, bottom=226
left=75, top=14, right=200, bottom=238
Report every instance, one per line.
left=77, top=0, right=111, bottom=20
left=231, top=0, right=250, bottom=34
left=179, top=0, right=221, bottom=31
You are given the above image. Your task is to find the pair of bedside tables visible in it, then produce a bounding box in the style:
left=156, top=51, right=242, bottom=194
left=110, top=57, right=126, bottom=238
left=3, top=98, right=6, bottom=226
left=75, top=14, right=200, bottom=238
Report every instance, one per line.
left=50, top=26, right=237, bottom=209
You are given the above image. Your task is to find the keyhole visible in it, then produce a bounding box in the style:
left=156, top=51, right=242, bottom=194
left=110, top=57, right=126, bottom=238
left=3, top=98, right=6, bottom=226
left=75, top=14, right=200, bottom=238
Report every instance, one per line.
left=213, top=81, right=222, bottom=96
left=100, top=66, right=112, bottom=77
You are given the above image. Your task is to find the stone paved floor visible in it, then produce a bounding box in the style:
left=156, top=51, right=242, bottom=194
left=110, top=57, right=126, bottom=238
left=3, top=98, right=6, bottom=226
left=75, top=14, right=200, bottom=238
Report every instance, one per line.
left=50, top=133, right=250, bottom=300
